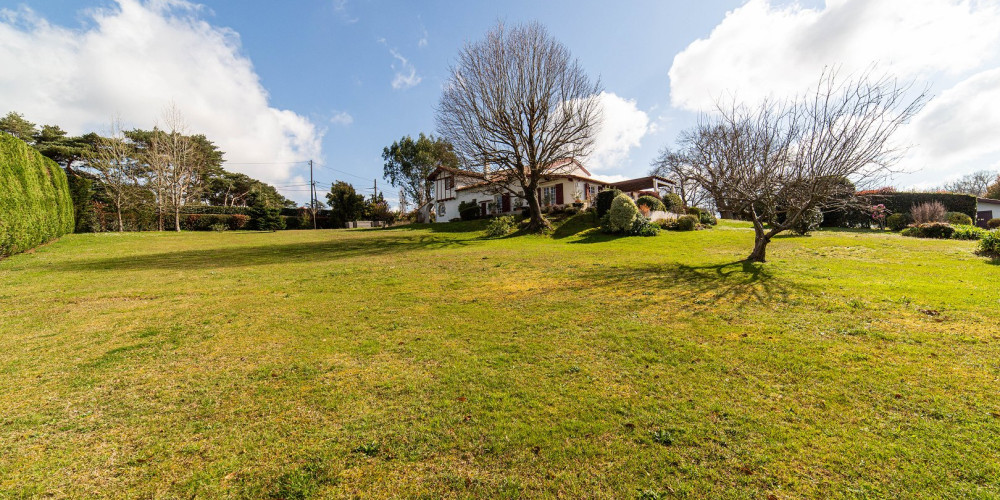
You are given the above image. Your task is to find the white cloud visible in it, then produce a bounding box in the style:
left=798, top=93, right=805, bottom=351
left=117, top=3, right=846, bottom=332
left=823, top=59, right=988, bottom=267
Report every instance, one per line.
left=585, top=92, right=653, bottom=171
left=668, top=0, right=1000, bottom=186
left=589, top=173, right=629, bottom=184
left=388, top=48, right=421, bottom=90
left=0, top=0, right=322, bottom=189
left=669, top=0, right=1000, bottom=111
left=329, top=110, right=354, bottom=126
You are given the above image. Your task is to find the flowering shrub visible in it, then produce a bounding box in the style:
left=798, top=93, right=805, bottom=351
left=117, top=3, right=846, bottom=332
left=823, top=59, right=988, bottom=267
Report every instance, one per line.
left=870, top=204, right=887, bottom=229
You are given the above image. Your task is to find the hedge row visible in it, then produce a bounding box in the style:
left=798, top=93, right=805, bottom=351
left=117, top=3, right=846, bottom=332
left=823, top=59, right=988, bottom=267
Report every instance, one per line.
left=0, top=133, right=74, bottom=258
left=871, top=192, right=977, bottom=219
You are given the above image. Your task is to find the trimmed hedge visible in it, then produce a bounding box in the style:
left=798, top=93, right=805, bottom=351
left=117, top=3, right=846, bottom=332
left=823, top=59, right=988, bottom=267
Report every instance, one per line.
left=595, top=189, right=623, bottom=217
left=872, top=192, right=977, bottom=219
left=1, top=133, right=74, bottom=257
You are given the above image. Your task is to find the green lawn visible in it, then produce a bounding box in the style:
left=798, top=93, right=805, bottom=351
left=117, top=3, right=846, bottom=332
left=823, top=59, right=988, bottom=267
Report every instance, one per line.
left=2, top=218, right=998, bottom=498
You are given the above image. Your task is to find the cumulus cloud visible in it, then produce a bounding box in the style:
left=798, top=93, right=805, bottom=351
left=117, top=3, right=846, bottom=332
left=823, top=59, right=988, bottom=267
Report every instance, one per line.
left=670, top=0, right=1000, bottom=111
left=668, top=0, right=1000, bottom=184
left=329, top=110, right=354, bottom=126
left=585, top=92, right=653, bottom=171
left=0, top=0, right=321, bottom=186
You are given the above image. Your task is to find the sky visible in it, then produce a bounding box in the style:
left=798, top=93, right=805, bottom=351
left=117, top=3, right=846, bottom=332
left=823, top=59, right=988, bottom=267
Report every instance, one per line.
left=1, top=0, right=999, bottom=205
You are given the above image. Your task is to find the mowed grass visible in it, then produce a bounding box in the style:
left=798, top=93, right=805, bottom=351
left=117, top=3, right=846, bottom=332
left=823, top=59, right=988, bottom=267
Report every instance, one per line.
left=1, top=217, right=998, bottom=498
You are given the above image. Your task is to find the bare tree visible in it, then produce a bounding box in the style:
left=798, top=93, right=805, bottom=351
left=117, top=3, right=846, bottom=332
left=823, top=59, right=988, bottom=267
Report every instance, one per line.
left=940, top=170, right=998, bottom=196
left=158, top=105, right=204, bottom=232
left=86, top=116, right=138, bottom=232
left=651, top=148, right=711, bottom=210
left=680, top=70, right=927, bottom=262
left=437, top=21, right=602, bottom=231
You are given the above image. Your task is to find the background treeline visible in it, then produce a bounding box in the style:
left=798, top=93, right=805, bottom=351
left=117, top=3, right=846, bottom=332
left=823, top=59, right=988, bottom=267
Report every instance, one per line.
left=0, top=132, right=74, bottom=257
left=0, top=110, right=295, bottom=233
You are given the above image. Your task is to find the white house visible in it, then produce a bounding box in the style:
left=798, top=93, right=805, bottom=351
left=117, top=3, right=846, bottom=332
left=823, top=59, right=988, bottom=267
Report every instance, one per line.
left=977, top=197, right=1000, bottom=227
left=427, top=159, right=675, bottom=221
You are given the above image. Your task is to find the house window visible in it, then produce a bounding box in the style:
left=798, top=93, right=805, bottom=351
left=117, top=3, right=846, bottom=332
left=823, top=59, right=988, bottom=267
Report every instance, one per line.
left=588, top=184, right=598, bottom=200
left=438, top=202, right=446, bottom=216
left=541, top=186, right=557, bottom=206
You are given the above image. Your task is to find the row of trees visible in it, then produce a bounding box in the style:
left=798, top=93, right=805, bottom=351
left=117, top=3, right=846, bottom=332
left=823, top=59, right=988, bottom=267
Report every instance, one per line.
left=0, top=109, right=294, bottom=232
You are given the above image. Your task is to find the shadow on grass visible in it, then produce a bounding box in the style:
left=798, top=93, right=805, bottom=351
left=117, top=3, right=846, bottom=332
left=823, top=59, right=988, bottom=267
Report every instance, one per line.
left=381, top=220, right=490, bottom=233
left=579, top=260, right=799, bottom=304
left=54, top=234, right=468, bottom=272
left=552, top=213, right=599, bottom=240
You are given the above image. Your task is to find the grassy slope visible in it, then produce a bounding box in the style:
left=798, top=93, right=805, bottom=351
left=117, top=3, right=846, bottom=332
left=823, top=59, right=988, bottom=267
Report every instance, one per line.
left=1, top=219, right=998, bottom=498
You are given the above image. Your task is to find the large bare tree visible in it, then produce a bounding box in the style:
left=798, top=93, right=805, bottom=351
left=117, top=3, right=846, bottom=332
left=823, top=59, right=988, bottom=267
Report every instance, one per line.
left=86, top=116, right=139, bottom=232
left=437, top=21, right=602, bottom=231
left=679, top=70, right=927, bottom=262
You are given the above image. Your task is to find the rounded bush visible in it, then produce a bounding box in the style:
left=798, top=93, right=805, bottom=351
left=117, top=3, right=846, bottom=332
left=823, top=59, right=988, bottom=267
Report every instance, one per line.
left=677, top=214, right=698, bottom=231
left=635, top=195, right=666, bottom=212
left=900, top=227, right=921, bottom=238
left=886, top=213, right=909, bottom=232
left=686, top=207, right=702, bottom=216
left=628, top=215, right=660, bottom=236
left=605, top=194, right=640, bottom=233
left=946, top=211, right=973, bottom=226
left=458, top=201, right=480, bottom=221
left=903, top=222, right=954, bottom=239
left=988, top=218, right=1000, bottom=230
left=595, top=189, right=623, bottom=217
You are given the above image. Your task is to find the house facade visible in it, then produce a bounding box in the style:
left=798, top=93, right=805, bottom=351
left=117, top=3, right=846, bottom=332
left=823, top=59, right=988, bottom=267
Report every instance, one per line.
left=427, top=160, right=675, bottom=221
left=977, top=197, right=1000, bottom=227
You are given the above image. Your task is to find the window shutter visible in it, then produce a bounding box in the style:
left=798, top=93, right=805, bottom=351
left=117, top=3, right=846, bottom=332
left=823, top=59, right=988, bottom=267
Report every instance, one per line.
left=502, top=194, right=511, bottom=213
left=555, top=184, right=564, bottom=205
left=584, top=183, right=590, bottom=200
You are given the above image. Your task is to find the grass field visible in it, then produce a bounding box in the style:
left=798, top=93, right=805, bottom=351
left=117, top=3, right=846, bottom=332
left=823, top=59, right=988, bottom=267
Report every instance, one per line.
left=2, top=217, right=998, bottom=498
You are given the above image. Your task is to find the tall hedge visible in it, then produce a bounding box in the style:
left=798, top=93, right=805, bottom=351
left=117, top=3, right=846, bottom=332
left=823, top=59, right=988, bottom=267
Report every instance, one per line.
left=872, top=192, right=977, bottom=219
left=0, top=133, right=74, bottom=257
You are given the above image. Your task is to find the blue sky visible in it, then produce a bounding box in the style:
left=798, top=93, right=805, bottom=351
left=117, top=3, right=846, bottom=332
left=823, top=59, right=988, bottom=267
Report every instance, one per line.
left=2, top=0, right=999, bottom=204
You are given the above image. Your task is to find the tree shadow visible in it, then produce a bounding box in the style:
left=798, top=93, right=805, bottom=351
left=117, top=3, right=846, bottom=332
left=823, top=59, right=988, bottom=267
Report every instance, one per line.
left=578, top=260, right=798, bottom=305
left=551, top=213, right=599, bottom=240
left=381, top=221, right=489, bottom=234
left=52, top=234, right=468, bottom=272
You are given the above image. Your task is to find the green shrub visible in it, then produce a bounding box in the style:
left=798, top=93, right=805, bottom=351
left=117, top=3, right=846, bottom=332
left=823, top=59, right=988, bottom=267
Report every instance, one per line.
left=952, top=224, right=987, bottom=240
left=676, top=215, right=698, bottom=231
left=886, top=213, right=909, bottom=232
left=988, top=218, right=1000, bottom=230
left=635, top=195, right=666, bottom=212
left=0, top=133, right=74, bottom=258
left=698, top=211, right=717, bottom=226
left=978, top=230, right=1000, bottom=258
left=595, top=189, right=623, bottom=217
left=902, top=222, right=954, bottom=239
left=458, top=200, right=480, bottom=221
left=603, top=194, right=639, bottom=233
left=792, top=207, right=824, bottom=235
left=946, top=211, right=973, bottom=226
left=628, top=215, right=660, bottom=236
left=664, top=192, right=684, bottom=214
left=485, top=215, right=517, bottom=237
left=686, top=207, right=702, bottom=217
left=209, top=223, right=228, bottom=232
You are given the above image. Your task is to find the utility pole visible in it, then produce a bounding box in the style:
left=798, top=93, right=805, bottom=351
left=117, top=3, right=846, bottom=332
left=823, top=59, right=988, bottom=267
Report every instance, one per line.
left=310, top=159, right=317, bottom=229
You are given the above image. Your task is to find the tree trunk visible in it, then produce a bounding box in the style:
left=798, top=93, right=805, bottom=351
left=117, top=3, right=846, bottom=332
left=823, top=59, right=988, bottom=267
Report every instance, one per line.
left=747, top=226, right=770, bottom=263
left=523, top=188, right=549, bottom=232
left=174, top=207, right=181, bottom=232
left=116, top=205, right=124, bottom=232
